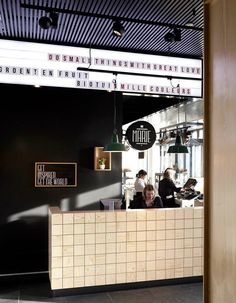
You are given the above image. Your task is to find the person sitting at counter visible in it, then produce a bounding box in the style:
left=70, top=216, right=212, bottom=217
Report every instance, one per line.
left=131, top=184, right=163, bottom=209
left=158, top=168, right=184, bottom=208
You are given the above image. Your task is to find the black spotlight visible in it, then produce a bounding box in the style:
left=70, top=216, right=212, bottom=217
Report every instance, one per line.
left=112, top=20, right=125, bottom=37
left=39, top=12, right=58, bottom=29
left=39, top=16, right=51, bottom=29
left=164, top=32, right=176, bottom=42
left=164, top=28, right=181, bottom=42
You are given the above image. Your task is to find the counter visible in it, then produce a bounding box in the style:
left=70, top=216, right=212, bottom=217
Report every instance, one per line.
left=48, top=206, right=203, bottom=290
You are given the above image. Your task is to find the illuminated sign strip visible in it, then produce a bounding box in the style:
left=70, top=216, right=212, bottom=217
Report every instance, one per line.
left=0, top=40, right=202, bottom=97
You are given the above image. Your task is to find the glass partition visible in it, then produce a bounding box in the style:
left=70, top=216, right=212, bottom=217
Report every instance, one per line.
left=122, top=98, right=204, bottom=205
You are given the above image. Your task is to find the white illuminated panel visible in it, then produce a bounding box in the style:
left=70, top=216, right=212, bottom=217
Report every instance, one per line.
left=0, top=40, right=202, bottom=97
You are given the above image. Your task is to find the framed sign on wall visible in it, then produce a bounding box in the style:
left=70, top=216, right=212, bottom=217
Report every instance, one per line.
left=35, top=162, right=77, bottom=187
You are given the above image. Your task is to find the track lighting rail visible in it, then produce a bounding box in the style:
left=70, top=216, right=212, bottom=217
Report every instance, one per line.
left=20, top=3, right=203, bottom=32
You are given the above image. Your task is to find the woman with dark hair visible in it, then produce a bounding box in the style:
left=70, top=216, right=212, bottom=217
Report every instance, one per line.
left=131, top=184, right=163, bottom=209
left=158, top=168, right=183, bottom=208
left=134, top=169, right=147, bottom=197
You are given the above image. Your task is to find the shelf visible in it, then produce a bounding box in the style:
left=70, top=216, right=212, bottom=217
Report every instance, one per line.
left=94, top=147, right=111, bottom=171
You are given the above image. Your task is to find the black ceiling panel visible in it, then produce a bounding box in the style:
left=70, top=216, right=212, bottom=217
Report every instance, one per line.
left=0, top=0, right=204, bottom=58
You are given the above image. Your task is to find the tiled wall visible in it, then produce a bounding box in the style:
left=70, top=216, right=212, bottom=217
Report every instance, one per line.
left=48, top=207, right=203, bottom=290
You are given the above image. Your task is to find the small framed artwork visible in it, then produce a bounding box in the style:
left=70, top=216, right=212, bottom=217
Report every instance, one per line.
left=35, top=162, right=77, bottom=187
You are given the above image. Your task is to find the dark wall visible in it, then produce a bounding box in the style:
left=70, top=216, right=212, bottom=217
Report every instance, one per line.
left=0, top=84, right=123, bottom=275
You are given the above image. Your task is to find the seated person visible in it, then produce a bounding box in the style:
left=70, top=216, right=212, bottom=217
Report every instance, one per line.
left=158, top=168, right=184, bottom=208
left=130, top=184, right=163, bottom=209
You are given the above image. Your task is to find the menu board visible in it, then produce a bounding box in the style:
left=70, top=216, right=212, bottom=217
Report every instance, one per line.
left=35, top=162, right=77, bottom=187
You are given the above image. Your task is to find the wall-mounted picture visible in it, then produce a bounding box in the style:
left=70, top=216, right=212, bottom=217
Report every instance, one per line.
left=35, top=162, right=77, bottom=187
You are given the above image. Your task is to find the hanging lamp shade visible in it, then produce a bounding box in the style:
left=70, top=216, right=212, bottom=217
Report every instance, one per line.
left=103, top=83, right=128, bottom=153
left=104, top=131, right=128, bottom=152
left=167, top=134, right=189, bottom=153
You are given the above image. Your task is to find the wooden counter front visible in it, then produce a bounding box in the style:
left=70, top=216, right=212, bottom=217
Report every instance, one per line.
left=48, top=207, right=203, bottom=290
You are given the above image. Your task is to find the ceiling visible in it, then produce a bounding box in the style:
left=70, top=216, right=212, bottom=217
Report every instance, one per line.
left=0, top=0, right=204, bottom=58
left=0, top=0, right=204, bottom=123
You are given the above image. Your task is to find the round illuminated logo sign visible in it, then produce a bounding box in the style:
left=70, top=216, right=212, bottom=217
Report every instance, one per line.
left=126, top=121, right=156, bottom=150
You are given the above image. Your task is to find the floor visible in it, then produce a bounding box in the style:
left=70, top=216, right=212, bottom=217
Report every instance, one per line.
left=0, top=275, right=203, bottom=303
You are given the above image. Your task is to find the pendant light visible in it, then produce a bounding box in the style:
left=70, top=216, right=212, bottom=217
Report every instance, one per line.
left=167, top=132, right=189, bottom=153
left=103, top=130, right=128, bottom=152
left=103, top=79, right=128, bottom=152
left=167, top=104, right=188, bottom=153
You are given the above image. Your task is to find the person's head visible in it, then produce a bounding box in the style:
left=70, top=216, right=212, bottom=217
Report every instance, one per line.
left=163, top=168, right=175, bottom=179
left=143, top=184, right=155, bottom=200
left=136, top=169, right=147, bottom=179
